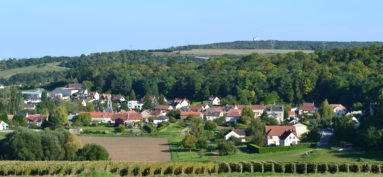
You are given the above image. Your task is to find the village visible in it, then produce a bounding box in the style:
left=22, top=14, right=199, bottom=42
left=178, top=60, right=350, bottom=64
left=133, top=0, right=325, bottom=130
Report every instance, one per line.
left=1, top=82, right=361, bottom=149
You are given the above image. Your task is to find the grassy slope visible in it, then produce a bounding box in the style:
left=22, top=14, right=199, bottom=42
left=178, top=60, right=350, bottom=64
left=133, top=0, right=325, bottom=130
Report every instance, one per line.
left=0, top=62, right=68, bottom=79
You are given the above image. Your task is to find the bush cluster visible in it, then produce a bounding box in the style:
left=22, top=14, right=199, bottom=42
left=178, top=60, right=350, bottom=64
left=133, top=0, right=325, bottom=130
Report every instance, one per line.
left=247, top=143, right=315, bottom=153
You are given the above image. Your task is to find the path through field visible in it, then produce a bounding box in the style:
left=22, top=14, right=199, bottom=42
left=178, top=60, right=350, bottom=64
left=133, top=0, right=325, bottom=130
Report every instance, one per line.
left=79, top=136, right=171, bottom=161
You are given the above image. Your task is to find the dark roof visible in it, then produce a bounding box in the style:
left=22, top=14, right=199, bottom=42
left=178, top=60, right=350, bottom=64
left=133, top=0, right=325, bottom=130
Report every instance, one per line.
left=225, top=129, right=246, bottom=136
left=205, top=111, right=222, bottom=117
left=265, top=105, right=284, bottom=112
left=279, top=130, right=295, bottom=140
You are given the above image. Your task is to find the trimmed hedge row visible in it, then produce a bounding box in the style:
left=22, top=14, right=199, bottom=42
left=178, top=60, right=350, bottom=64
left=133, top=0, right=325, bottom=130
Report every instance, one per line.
left=247, top=143, right=315, bottom=153
left=0, top=161, right=381, bottom=176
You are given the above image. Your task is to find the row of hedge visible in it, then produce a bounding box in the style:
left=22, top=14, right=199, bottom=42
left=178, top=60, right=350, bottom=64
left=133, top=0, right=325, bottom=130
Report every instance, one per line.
left=247, top=143, right=315, bottom=153
left=0, top=161, right=381, bottom=176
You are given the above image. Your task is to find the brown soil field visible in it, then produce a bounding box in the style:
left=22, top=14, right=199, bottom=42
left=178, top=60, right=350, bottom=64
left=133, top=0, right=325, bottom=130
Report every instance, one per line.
left=79, top=136, right=171, bottom=161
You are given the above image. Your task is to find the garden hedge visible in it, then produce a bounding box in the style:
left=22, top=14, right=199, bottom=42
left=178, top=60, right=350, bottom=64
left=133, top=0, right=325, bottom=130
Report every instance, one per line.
left=0, top=161, right=380, bottom=176
left=247, top=143, right=315, bottom=153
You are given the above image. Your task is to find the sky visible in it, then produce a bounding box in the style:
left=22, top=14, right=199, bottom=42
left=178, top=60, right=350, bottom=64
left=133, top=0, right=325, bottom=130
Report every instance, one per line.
left=0, top=0, right=382, bottom=58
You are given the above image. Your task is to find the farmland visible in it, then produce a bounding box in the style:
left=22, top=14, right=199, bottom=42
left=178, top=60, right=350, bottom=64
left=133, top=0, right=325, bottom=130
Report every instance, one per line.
left=0, top=62, right=68, bottom=79
left=78, top=136, right=171, bottom=161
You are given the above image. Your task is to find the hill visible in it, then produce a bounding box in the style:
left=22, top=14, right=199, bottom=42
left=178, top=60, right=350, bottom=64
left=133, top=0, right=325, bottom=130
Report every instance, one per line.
left=164, top=40, right=383, bottom=51
left=0, top=62, right=68, bottom=79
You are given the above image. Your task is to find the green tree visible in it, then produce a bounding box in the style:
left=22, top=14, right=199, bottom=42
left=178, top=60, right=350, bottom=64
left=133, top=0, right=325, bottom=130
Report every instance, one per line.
left=239, top=107, right=254, bottom=124
left=204, top=120, right=217, bottom=131
left=115, top=124, right=126, bottom=133
left=64, top=134, right=83, bottom=160
left=319, top=99, right=334, bottom=127
left=74, top=113, right=92, bottom=126
left=260, top=112, right=278, bottom=125
left=82, top=80, right=94, bottom=90
left=217, top=141, right=236, bottom=156
left=158, top=94, right=166, bottom=105
left=44, top=106, right=68, bottom=129
left=129, top=90, right=137, bottom=100
left=12, top=115, right=27, bottom=127
left=181, top=134, right=197, bottom=152
left=77, top=144, right=109, bottom=161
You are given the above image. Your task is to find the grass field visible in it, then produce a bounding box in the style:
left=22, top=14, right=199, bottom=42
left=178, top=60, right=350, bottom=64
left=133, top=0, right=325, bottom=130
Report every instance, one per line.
left=0, top=62, right=68, bottom=78
left=154, top=49, right=313, bottom=57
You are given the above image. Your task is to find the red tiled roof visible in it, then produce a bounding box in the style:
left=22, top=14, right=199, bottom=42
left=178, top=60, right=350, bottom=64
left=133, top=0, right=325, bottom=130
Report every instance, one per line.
left=180, top=112, right=202, bottom=116
left=79, top=112, right=113, bottom=118
left=112, top=112, right=142, bottom=121
left=265, top=126, right=297, bottom=137
left=226, top=109, right=242, bottom=117
left=188, top=104, right=207, bottom=112
left=330, top=104, right=346, bottom=110
left=299, top=103, right=316, bottom=111
left=27, top=114, right=48, bottom=121
left=289, top=111, right=296, bottom=116
left=155, top=105, right=172, bottom=110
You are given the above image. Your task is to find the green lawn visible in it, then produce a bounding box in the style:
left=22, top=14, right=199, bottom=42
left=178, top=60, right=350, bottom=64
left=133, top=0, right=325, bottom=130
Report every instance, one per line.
left=0, top=62, right=68, bottom=79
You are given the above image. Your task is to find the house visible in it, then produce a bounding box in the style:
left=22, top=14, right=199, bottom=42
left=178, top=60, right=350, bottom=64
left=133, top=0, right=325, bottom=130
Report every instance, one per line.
left=224, top=129, right=246, bottom=142
left=21, top=90, right=42, bottom=104
left=225, top=109, right=242, bottom=123
left=299, top=102, right=317, bottom=115
left=27, top=114, right=48, bottom=126
left=188, top=104, right=209, bottom=112
left=111, top=110, right=143, bottom=124
left=141, top=109, right=167, bottom=119
left=180, top=111, right=203, bottom=119
left=112, top=96, right=126, bottom=103
left=128, top=101, right=144, bottom=110
left=80, top=112, right=113, bottom=123
left=330, top=104, right=347, bottom=117
left=102, top=93, right=112, bottom=99
left=89, top=92, right=100, bottom=100
left=293, top=123, right=309, bottom=138
left=153, top=116, right=169, bottom=124
left=52, top=88, right=79, bottom=97
left=24, top=103, right=36, bottom=110
left=236, top=105, right=264, bottom=117
left=205, top=111, right=224, bottom=120
left=0, top=121, right=8, bottom=130
left=155, top=105, right=173, bottom=111
left=265, top=126, right=300, bottom=146
left=48, top=92, right=63, bottom=100
left=69, top=128, right=83, bottom=134
left=208, top=97, right=221, bottom=105
left=264, top=105, right=284, bottom=123
left=173, top=99, right=190, bottom=109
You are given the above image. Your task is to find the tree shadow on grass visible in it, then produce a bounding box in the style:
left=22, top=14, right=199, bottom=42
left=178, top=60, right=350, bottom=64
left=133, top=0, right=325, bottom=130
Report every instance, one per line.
left=331, top=150, right=383, bottom=161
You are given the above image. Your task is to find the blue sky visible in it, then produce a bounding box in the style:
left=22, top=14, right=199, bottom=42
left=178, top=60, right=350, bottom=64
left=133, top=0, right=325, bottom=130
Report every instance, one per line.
left=0, top=0, right=382, bottom=58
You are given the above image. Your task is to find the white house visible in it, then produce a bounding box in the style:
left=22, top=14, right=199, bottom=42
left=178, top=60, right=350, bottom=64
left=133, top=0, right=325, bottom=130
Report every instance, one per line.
left=21, top=90, right=42, bottom=104
left=330, top=104, right=347, bottom=117
left=153, top=116, right=169, bottom=124
left=80, top=112, right=113, bottom=123
left=265, top=126, right=300, bottom=146
left=225, top=109, right=242, bottom=123
left=224, top=129, right=246, bottom=142
left=128, top=101, right=144, bottom=110
left=293, top=123, right=309, bottom=138
left=208, top=97, right=221, bottom=105
left=205, top=111, right=224, bottom=120
left=173, top=99, right=190, bottom=109
left=0, top=121, right=8, bottom=130
left=53, top=88, right=79, bottom=97
left=89, top=92, right=100, bottom=101
left=264, top=105, right=284, bottom=123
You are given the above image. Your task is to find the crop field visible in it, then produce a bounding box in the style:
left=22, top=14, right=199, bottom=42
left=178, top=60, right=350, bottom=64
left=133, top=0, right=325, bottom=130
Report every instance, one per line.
left=78, top=136, right=171, bottom=161
left=156, top=49, right=313, bottom=56
left=0, top=62, right=68, bottom=78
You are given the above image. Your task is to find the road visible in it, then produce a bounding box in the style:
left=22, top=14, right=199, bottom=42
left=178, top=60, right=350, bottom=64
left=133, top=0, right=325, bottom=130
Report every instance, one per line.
left=317, top=129, right=333, bottom=148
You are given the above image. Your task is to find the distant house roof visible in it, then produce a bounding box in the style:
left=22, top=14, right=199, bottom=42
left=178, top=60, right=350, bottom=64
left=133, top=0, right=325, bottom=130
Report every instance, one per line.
left=289, top=111, right=296, bottom=116
left=265, top=105, right=284, bottom=112
left=112, top=111, right=142, bottom=121
left=265, top=126, right=297, bottom=137
left=180, top=112, right=202, bottom=116
left=225, top=129, right=246, bottom=136
left=205, top=111, right=222, bottom=117
left=330, top=104, right=346, bottom=110
left=154, top=116, right=169, bottom=120
left=80, top=112, right=113, bottom=118
left=209, top=96, right=219, bottom=101
left=155, top=105, right=172, bottom=110
left=226, top=109, right=242, bottom=117
left=299, top=102, right=316, bottom=111
left=112, top=96, right=125, bottom=101
left=27, top=114, right=48, bottom=121
left=188, top=104, right=207, bottom=112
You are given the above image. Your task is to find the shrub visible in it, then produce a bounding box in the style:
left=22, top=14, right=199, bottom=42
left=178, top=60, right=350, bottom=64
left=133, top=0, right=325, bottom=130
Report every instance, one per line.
left=229, top=162, right=242, bottom=172
left=218, top=141, right=236, bottom=155
left=371, top=164, right=380, bottom=173
left=132, top=167, right=140, bottom=176
left=241, top=162, right=252, bottom=172
left=194, top=167, right=205, bottom=174
left=164, top=167, right=173, bottom=175
left=119, top=168, right=129, bottom=176
left=184, top=167, right=193, bottom=174
left=274, top=162, right=284, bottom=173
left=317, top=163, right=328, bottom=173
left=252, top=161, right=263, bottom=172
left=361, top=163, right=371, bottom=173
left=349, top=164, right=360, bottom=173
left=247, top=143, right=314, bottom=153
left=296, top=163, right=307, bottom=174
left=142, top=167, right=151, bottom=176
left=339, top=163, right=348, bottom=173
left=173, top=167, right=182, bottom=175
left=218, top=163, right=230, bottom=173
left=284, top=163, right=295, bottom=173
left=328, top=163, right=338, bottom=173
left=153, top=168, right=162, bottom=175
left=264, top=162, right=274, bottom=172
left=76, top=144, right=109, bottom=161
left=307, top=163, right=317, bottom=173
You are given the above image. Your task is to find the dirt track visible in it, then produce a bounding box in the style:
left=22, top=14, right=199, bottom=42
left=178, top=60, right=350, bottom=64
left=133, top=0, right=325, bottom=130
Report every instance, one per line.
left=79, top=136, right=171, bottom=161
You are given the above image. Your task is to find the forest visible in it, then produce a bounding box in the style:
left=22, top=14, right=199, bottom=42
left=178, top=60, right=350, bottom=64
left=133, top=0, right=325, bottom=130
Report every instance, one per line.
left=166, top=40, right=383, bottom=51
